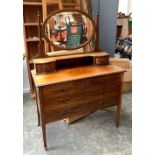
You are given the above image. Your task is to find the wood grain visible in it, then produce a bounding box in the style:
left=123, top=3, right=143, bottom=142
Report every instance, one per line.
left=32, top=65, right=125, bottom=87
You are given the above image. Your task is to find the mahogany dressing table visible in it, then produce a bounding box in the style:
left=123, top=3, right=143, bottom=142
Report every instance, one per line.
left=31, top=9, right=126, bottom=150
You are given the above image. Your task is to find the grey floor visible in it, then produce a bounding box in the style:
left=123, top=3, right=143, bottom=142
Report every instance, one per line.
left=23, top=92, right=132, bottom=155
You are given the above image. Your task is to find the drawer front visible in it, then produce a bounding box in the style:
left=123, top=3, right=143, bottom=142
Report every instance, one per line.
left=42, top=80, right=85, bottom=99
left=94, top=56, right=109, bottom=65
left=86, top=84, right=121, bottom=96
left=44, top=101, right=93, bottom=123
left=86, top=74, right=121, bottom=88
left=35, top=62, right=55, bottom=74
left=84, top=87, right=120, bottom=108
left=91, top=95, right=119, bottom=111
left=43, top=92, right=85, bottom=110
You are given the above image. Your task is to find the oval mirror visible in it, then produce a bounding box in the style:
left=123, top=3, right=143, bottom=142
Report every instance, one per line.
left=42, top=9, right=95, bottom=51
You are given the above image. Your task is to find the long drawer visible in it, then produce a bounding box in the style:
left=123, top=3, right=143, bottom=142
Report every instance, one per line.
left=44, top=101, right=93, bottom=123
left=43, top=91, right=85, bottom=110
left=86, top=74, right=121, bottom=88
left=91, top=95, right=119, bottom=111
left=42, top=79, right=85, bottom=99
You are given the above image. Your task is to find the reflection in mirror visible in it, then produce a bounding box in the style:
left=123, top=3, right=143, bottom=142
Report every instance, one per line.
left=43, top=10, right=95, bottom=51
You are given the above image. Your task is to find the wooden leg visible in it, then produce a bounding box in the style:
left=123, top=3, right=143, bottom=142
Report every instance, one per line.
left=116, top=74, right=124, bottom=127
left=42, top=124, right=47, bottom=150
left=116, top=102, right=122, bottom=127
left=36, top=102, right=40, bottom=126
left=35, top=90, right=40, bottom=126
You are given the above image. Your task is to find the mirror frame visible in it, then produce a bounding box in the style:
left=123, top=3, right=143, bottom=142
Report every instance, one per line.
left=42, top=9, right=96, bottom=51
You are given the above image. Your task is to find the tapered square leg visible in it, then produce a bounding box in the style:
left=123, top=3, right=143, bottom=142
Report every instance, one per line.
left=116, top=105, right=121, bottom=127
left=36, top=101, right=40, bottom=126
left=35, top=88, right=40, bottom=126
left=115, top=74, right=124, bottom=127
left=42, top=124, right=47, bottom=150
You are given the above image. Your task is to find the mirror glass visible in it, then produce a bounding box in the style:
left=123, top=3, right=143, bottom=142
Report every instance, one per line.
left=42, top=10, right=95, bottom=51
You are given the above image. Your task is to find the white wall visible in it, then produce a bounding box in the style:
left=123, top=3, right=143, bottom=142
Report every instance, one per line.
left=118, top=0, right=132, bottom=15
left=127, top=0, right=132, bottom=15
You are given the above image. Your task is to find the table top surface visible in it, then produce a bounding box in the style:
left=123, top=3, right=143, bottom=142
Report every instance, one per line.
left=31, top=65, right=126, bottom=87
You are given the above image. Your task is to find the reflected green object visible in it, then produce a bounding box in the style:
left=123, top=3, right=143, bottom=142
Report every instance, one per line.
left=66, top=25, right=83, bottom=48
left=128, top=20, right=132, bottom=26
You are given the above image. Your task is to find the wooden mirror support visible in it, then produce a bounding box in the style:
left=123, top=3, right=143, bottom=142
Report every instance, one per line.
left=35, top=11, right=47, bottom=59
left=95, top=12, right=99, bottom=51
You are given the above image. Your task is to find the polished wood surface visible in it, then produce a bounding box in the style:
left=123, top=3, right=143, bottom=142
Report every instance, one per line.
left=32, top=65, right=125, bottom=87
